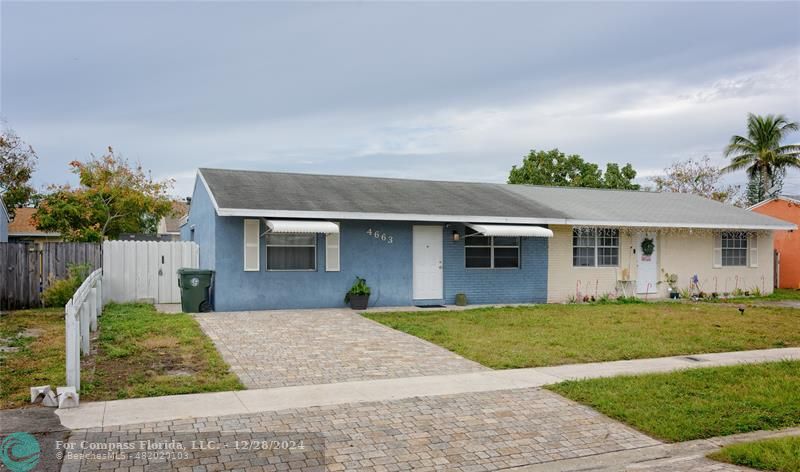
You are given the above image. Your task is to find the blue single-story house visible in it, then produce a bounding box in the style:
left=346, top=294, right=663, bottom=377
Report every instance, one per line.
left=181, top=168, right=794, bottom=311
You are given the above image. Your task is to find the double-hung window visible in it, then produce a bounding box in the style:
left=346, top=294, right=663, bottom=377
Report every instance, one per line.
left=713, top=231, right=758, bottom=268
left=464, top=228, right=520, bottom=268
left=572, top=227, right=619, bottom=267
left=265, top=233, right=317, bottom=271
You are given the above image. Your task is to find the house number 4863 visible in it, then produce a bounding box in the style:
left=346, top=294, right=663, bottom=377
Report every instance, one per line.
left=366, top=228, right=393, bottom=244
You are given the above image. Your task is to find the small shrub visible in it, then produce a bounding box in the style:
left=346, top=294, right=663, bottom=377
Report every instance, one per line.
left=616, top=296, right=645, bottom=304
left=41, top=263, right=92, bottom=307
left=344, top=276, right=371, bottom=303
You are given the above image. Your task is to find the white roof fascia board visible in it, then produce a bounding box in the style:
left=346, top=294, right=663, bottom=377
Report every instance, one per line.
left=565, top=219, right=796, bottom=231
left=214, top=207, right=795, bottom=230
left=746, top=198, right=778, bottom=211
left=197, top=170, right=221, bottom=213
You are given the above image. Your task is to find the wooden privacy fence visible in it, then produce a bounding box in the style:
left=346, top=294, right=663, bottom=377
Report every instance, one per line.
left=65, top=268, right=103, bottom=392
left=0, top=242, right=101, bottom=310
left=103, top=240, right=199, bottom=304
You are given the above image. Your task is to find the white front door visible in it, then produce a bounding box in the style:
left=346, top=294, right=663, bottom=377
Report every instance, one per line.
left=412, top=225, right=443, bottom=300
left=636, top=232, right=658, bottom=294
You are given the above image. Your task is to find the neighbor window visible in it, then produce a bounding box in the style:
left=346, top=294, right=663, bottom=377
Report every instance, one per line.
left=266, top=233, right=316, bottom=271
left=464, top=228, right=520, bottom=268
left=720, top=231, right=748, bottom=267
left=572, top=227, right=619, bottom=267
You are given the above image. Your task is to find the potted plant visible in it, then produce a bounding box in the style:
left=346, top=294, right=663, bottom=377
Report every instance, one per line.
left=344, top=276, right=371, bottom=310
left=660, top=270, right=679, bottom=299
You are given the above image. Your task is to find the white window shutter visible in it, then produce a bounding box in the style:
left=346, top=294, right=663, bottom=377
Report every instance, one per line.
left=712, top=232, right=722, bottom=268
left=243, top=219, right=260, bottom=271
left=326, top=223, right=340, bottom=272
left=749, top=233, right=758, bottom=268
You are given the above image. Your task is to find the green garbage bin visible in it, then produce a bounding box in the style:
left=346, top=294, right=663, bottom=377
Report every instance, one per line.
left=177, top=268, right=214, bottom=313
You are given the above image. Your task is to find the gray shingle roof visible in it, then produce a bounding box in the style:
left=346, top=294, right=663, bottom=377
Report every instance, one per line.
left=200, top=168, right=567, bottom=220
left=198, top=168, right=795, bottom=230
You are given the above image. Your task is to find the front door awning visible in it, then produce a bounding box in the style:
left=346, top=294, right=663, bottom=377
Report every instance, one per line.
left=466, top=223, right=553, bottom=238
left=265, top=220, right=340, bottom=234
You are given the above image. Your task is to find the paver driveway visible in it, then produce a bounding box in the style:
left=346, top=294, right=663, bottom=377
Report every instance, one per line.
left=62, top=388, right=660, bottom=472
left=195, top=309, right=487, bottom=388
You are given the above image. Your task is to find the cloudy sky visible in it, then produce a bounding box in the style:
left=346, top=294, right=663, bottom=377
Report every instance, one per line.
left=2, top=1, right=799, bottom=198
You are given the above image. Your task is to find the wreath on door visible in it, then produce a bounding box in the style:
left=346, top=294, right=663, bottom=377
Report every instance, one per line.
left=641, top=237, right=655, bottom=256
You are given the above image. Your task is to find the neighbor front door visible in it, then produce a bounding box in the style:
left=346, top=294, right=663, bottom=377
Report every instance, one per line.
left=636, top=232, right=658, bottom=294
left=412, top=225, right=444, bottom=301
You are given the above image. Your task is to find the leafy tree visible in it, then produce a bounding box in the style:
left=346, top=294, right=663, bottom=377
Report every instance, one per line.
left=34, top=148, right=174, bottom=241
left=723, top=113, right=800, bottom=204
left=650, top=156, right=743, bottom=206
left=602, top=163, right=640, bottom=190
left=508, top=148, right=640, bottom=190
left=746, top=168, right=785, bottom=206
left=0, top=127, right=38, bottom=217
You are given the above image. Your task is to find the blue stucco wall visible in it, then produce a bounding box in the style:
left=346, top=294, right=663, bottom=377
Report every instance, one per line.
left=181, top=178, right=216, bottom=271
left=212, top=218, right=414, bottom=311
left=443, top=223, right=548, bottom=305
left=182, top=174, right=549, bottom=311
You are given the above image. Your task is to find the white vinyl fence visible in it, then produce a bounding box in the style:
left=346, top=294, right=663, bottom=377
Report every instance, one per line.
left=65, top=268, right=103, bottom=391
left=102, top=241, right=199, bottom=304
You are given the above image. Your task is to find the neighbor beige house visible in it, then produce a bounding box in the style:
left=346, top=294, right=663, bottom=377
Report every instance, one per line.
left=547, top=226, right=774, bottom=302
left=494, top=186, right=792, bottom=302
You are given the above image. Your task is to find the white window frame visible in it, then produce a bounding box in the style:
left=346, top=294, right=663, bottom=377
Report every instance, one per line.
left=464, top=229, right=520, bottom=269
left=265, top=233, right=317, bottom=272
left=325, top=223, right=340, bottom=272
left=716, top=231, right=756, bottom=268
left=572, top=227, right=620, bottom=267
left=243, top=219, right=260, bottom=272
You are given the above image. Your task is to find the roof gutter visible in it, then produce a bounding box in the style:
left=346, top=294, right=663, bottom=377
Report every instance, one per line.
left=213, top=207, right=796, bottom=231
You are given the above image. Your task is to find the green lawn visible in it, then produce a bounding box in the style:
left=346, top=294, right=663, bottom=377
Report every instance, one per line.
left=0, top=303, right=242, bottom=408
left=363, top=303, right=800, bottom=368
left=709, top=436, right=800, bottom=472
left=707, top=288, right=800, bottom=304
left=81, top=303, right=243, bottom=400
left=760, top=289, right=800, bottom=301
left=547, top=361, right=800, bottom=442
left=0, top=308, right=66, bottom=409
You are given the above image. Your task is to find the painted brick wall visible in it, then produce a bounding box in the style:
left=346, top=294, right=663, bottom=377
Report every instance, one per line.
left=443, top=223, right=548, bottom=305
left=212, top=218, right=414, bottom=311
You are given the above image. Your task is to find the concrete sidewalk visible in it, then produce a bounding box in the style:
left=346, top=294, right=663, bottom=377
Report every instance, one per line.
left=56, top=347, right=800, bottom=429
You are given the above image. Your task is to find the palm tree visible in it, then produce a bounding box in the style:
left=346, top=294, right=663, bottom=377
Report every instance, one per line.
left=723, top=113, right=800, bottom=202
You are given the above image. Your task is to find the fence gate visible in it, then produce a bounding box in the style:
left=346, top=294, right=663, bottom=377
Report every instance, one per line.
left=103, top=241, right=199, bottom=304
left=0, top=242, right=101, bottom=310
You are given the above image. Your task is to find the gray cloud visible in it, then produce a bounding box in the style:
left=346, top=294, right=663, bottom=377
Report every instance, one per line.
left=1, top=1, right=799, bottom=197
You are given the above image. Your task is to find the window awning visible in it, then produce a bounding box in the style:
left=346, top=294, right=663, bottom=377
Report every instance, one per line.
left=265, top=220, right=340, bottom=234
left=466, top=223, right=553, bottom=238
